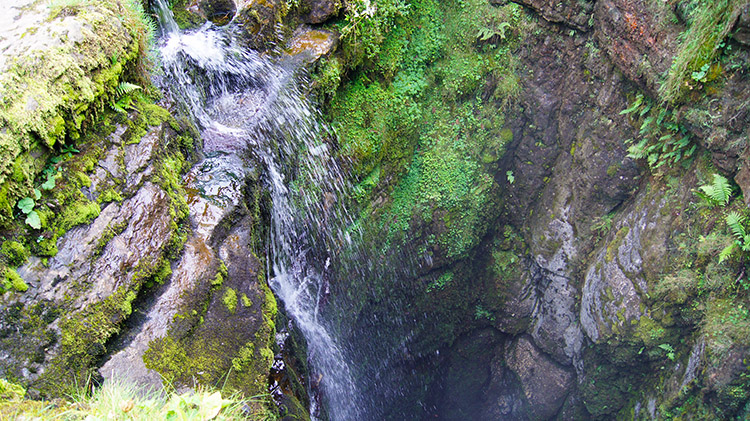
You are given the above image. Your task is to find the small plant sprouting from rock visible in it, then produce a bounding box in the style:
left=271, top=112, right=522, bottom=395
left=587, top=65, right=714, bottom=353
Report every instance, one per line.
left=111, top=82, right=143, bottom=114
left=658, top=343, right=675, bottom=361
left=474, top=304, right=495, bottom=322
left=17, top=192, right=42, bottom=230
left=696, top=173, right=732, bottom=207
left=620, top=93, right=697, bottom=171
left=719, top=211, right=750, bottom=263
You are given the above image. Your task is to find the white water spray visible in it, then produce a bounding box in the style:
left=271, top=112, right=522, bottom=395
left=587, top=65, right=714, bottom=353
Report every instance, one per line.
left=152, top=1, right=364, bottom=419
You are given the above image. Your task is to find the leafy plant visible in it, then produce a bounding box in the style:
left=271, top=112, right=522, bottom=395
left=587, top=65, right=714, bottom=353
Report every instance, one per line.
left=696, top=173, right=733, bottom=207
left=719, top=211, right=750, bottom=263
left=592, top=212, right=615, bottom=237
left=658, top=343, right=676, bottom=361
left=506, top=170, right=514, bottom=184
left=17, top=193, right=41, bottom=230
left=691, top=63, right=711, bottom=82
left=620, top=93, right=697, bottom=170
left=474, top=304, right=495, bottom=322
left=111, top=81, right=143, bottom=114
left=476, top=22, right=511, bottom=41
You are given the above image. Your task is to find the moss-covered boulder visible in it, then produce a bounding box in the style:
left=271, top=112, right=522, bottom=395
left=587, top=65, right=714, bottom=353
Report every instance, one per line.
left=0, top=0, right=152, bottom=228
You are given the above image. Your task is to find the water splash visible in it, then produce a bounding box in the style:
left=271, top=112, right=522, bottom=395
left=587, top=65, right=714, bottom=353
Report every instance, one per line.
left=152, top=2, right=365, bottom=419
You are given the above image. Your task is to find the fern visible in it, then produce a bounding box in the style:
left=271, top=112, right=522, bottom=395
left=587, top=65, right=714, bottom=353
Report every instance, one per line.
left=719, top=242, right=737, bottom=263
left=720, top=212, right=750, bottom=263
left=698, top=173, right=732, bottom=206
left=727, top=211, right=747, bottom=240
left=110, top=82, right=142, bottom=113
left=116, top=82, right=142, bottom=97
left=619, top=94, right=643, bottom=115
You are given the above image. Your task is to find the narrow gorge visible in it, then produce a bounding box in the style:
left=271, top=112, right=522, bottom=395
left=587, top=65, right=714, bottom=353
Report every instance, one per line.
left=0, top=0, right=749, bottom=419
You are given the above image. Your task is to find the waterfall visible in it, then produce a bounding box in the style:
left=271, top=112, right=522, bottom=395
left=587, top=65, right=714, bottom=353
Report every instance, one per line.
left=151, top=1, right=365, bottom=419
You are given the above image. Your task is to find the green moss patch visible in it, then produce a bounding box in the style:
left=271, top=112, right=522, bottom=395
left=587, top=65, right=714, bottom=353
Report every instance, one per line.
left=0, top=0, right=154, bottom=227
left=328, top=0, right=527, bottom=262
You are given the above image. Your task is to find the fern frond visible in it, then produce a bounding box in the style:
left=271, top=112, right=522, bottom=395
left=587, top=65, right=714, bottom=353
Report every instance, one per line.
left=116, top=82, right=142, bottom=97
left=619, top=94, right=643, bottom=115
left=711, top=173, right=732, bottom=205
left=719, top=242, right=737, bottom=263
left=726, top=211, right=746, bottom=240
left=699, top=173, right=732, bottom=206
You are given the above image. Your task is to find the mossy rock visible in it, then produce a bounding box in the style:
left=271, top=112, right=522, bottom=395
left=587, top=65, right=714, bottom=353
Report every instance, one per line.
left=0, top=0, right=151, bottom=228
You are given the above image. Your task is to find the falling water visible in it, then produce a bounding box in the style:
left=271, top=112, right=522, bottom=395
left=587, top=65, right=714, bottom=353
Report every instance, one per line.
left=152, top=0, right=365, bottom=418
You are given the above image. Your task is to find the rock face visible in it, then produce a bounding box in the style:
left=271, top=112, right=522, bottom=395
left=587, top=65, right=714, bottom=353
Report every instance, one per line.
left=0, top=0, right=281, bottom=403
left=2, top=0, right=750, bottom=419
left=313, top=0, right=750, bottom=419
left=0, top=0, right=146, bottom=226
left=301, top=0, right=341, bottom=24
left=505, top=336, right=575, bottom=420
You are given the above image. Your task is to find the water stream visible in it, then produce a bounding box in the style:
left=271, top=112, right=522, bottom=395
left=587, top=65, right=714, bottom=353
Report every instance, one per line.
left=152, top=1, right=366, bottom=418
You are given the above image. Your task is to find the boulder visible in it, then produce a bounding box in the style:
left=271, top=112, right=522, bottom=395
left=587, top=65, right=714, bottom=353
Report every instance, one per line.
left=301, top=0, right=341, bottom=24
left=505, top=336, right=575, bottom=420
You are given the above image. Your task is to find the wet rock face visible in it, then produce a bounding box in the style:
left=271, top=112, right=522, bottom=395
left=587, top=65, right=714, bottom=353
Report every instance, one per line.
left=505, top=336, right=575, bottom=420
left=0, top=116, right=184, bottom=396
left=301, top=0, right=341, bottom=24
left=235, top=0, right=288, bottom=50
left=198, top=0, right=237, bottom=25
left=593, top=0, right=680, bottom=96
left=286, top=27, right=338, bottom=62
left=503, top=0, right=595, bottom=31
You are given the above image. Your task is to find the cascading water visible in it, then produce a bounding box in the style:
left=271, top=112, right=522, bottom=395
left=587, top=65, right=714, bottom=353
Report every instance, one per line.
left=151, top=1, right=366, bottom=418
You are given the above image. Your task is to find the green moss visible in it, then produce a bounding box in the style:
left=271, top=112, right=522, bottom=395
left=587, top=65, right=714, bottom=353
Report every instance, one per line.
left=223, top=288, right=238, bottom=314
left=634, top=315, right=666, bottom=347
left=74, top=171, right=92, bottom=188
left=169, top=0, right=205, bottom=29
left=56, top=200, right=101, bottom=236
left=241, top=294, right=253, bottom=308
left=144, top=274, right=277, bottom=399
left=329, top=0, right=526, bottom=262
left=153, top=259, right=173, bottom=284
left=606, top=163, right=620, bottom=177
left=0, top=379, right=26, bottom=401
left=0, top=0, right=153, bottom=228
left=313, top=57, right=343, bottom=100
left=38, top=284, right=139, bottom=395
left=97, top=188, right=123, bottom=204
left=261, top=279, right=278, bottom=333
left=2, top=268, right=27, bottom=293
left=33, top=238, right=59, bottom=258
left=0, top=241, right=29, bottom=267
left=606, top=226, right=630, bottom=263
left=703, top=298, right=750, bottom=363
left=211, top=272, right=225, bottom=287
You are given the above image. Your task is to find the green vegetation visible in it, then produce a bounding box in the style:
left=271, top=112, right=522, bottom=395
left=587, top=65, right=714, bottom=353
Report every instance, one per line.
left=696, top=173, right=733, bottom=207
left=1, top=269, right=28, bottom=293
left=223, top=288, right=239, bottom=314
left=660, top=0, right=743, bottom=103
left=426, top=271, right=454, bottom=292
left=0, top=241, right=29, bottom=267
left=0, top=378, right=276, bottom=420
left=328, top=0, right=526, bottom=261
left=620, top=93, right=697, bottom=171
left=0, top=0, right=157, bottom=228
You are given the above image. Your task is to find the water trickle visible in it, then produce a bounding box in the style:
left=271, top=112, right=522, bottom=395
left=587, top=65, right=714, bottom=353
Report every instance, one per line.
left=152, top=2, right=365, bottom=419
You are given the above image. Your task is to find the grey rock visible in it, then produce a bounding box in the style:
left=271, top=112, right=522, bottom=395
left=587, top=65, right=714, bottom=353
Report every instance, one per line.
left=302, top=0, right=341, bottom=24
left=505, top=336, right=575, bottom=420
left=101, top=153, right=249, bottom=387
